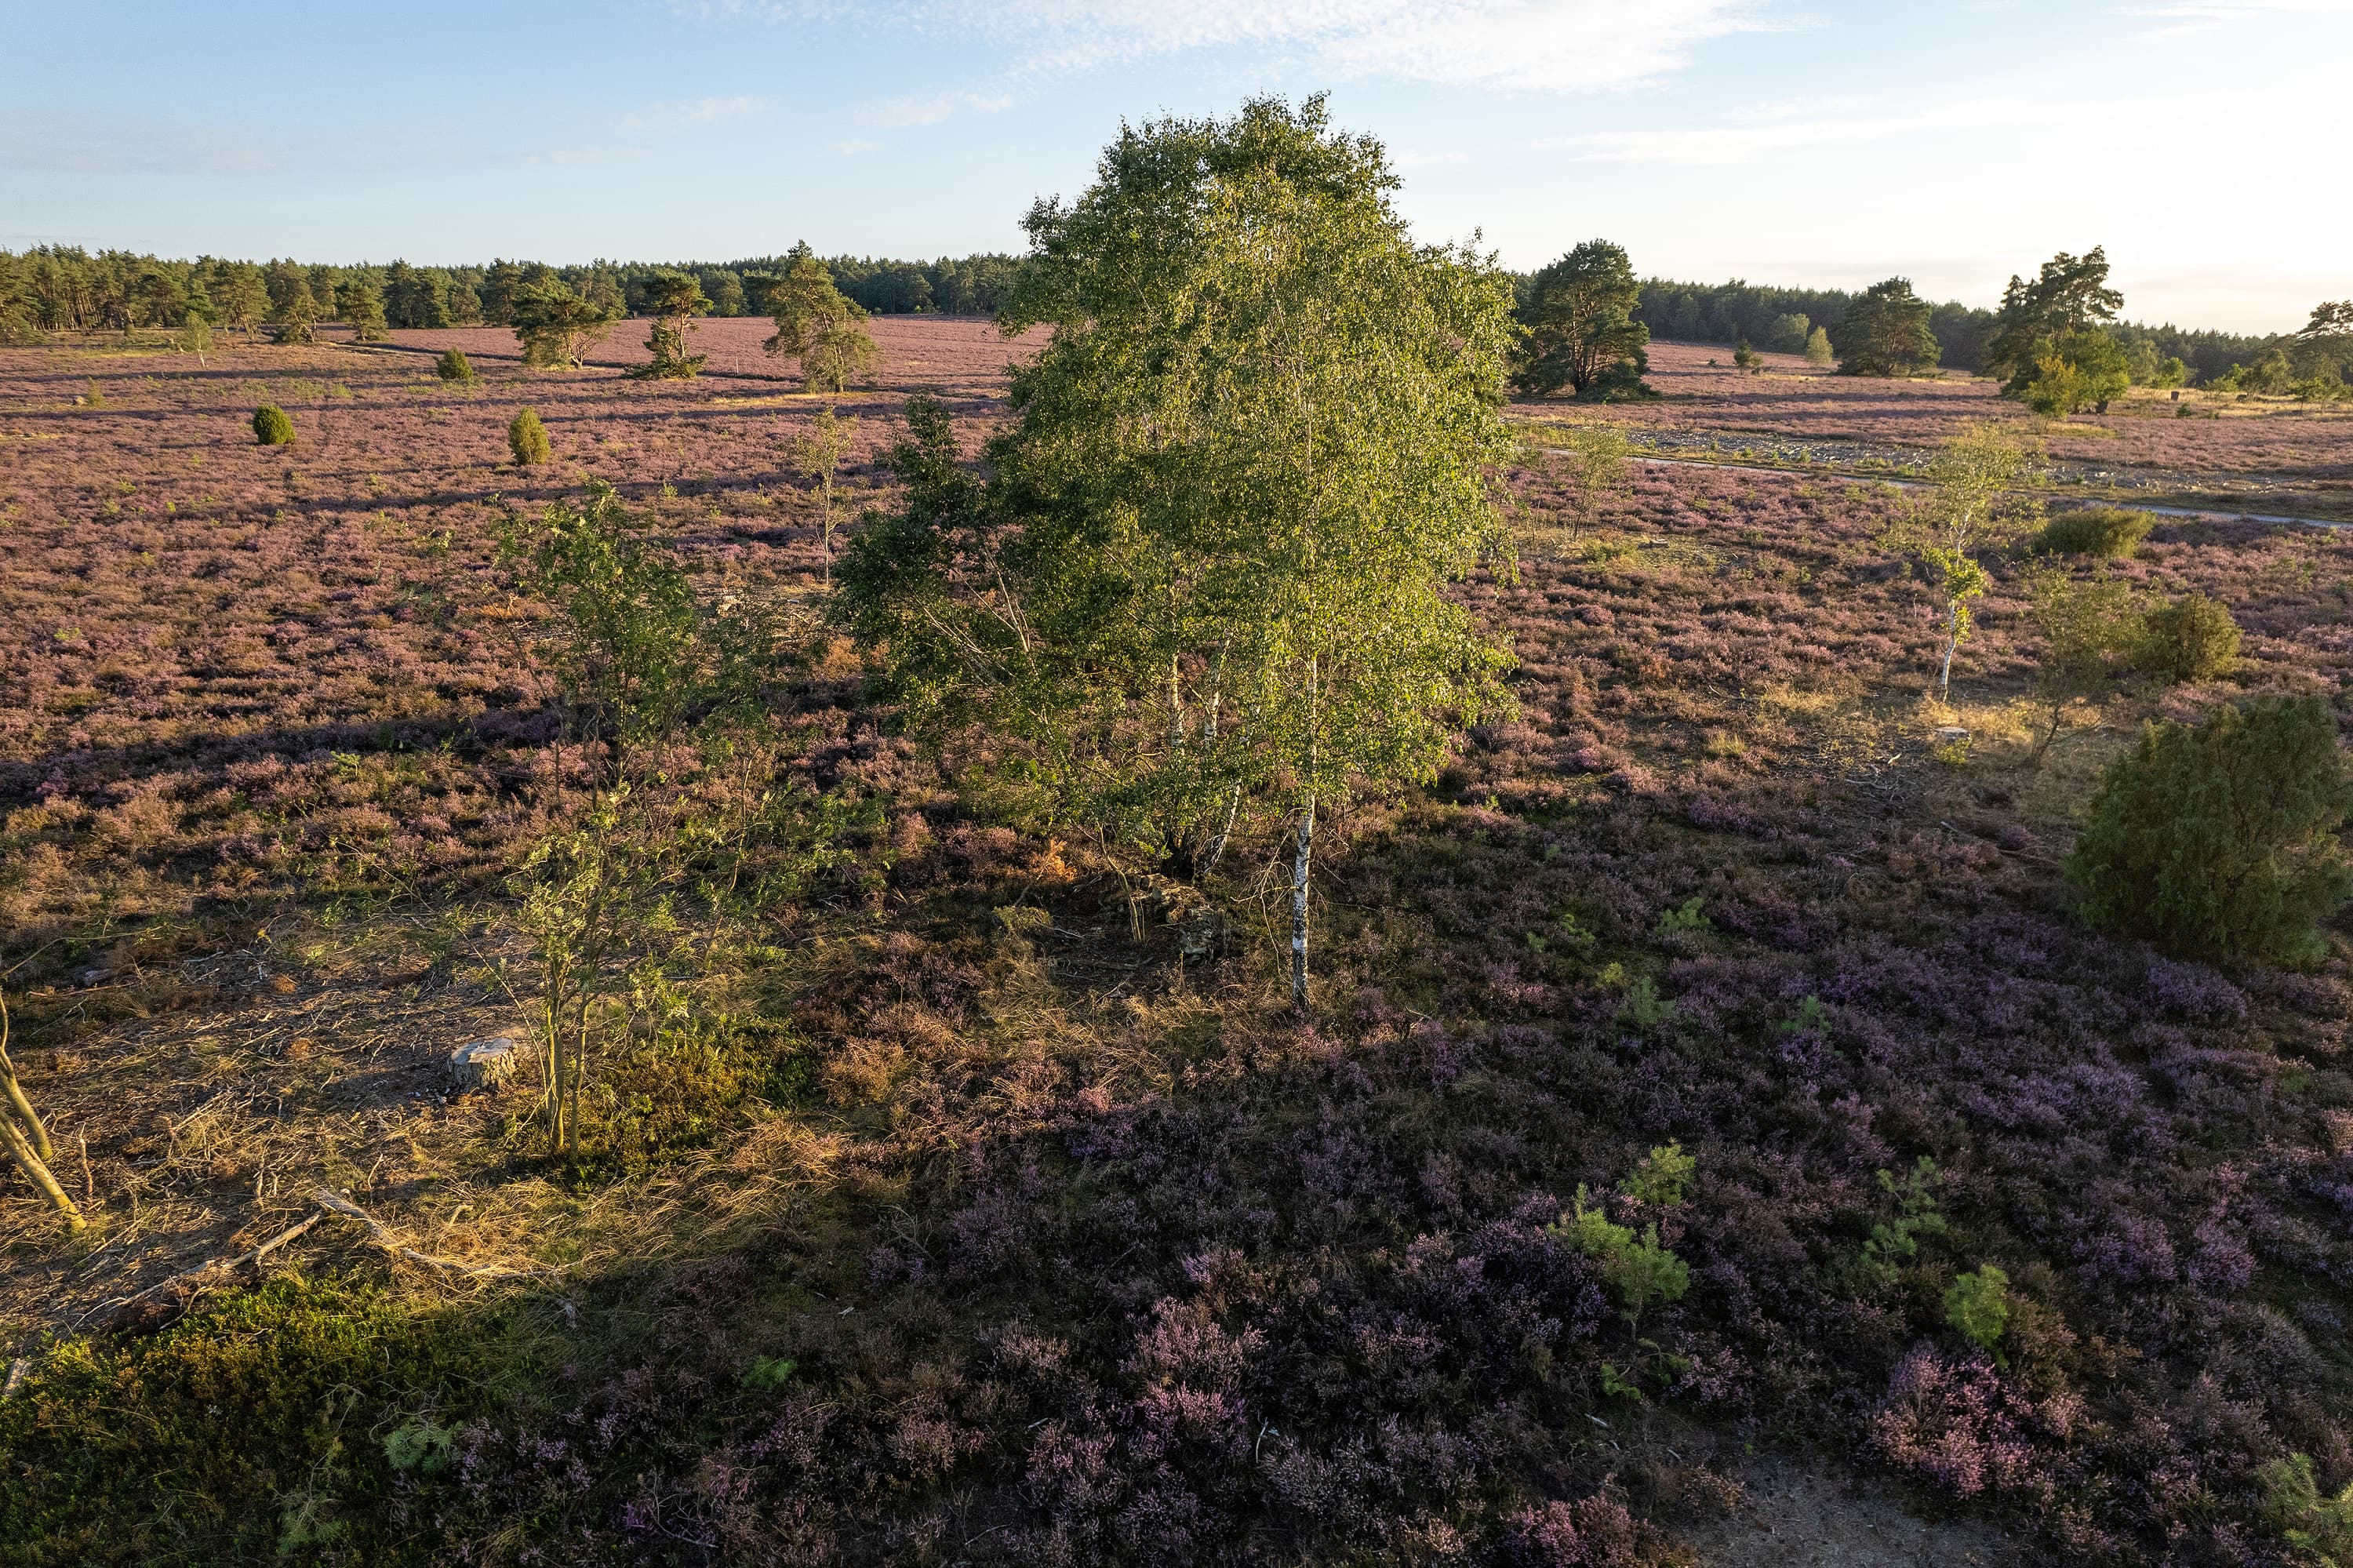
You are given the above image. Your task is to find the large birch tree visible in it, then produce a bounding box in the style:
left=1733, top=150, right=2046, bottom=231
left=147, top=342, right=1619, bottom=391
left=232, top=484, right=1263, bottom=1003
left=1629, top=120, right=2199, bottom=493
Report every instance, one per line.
left=837, top=96, right=1516, bottom=1011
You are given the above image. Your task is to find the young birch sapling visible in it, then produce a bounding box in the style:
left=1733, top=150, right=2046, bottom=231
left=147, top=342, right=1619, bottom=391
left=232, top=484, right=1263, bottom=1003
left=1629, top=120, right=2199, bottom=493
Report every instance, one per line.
left=1886, top=422, right=2042, bottom=703
left=788, top=406, right=858, bottom=584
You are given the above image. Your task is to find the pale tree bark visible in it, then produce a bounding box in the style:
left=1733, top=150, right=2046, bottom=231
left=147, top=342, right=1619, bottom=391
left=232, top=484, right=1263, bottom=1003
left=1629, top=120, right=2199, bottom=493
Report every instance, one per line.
left=1290, top=794, right=1315, bottom=1013
left=1939, top=601, right=1962, bottom=702
left=1, top=991, right=85, bottom=1231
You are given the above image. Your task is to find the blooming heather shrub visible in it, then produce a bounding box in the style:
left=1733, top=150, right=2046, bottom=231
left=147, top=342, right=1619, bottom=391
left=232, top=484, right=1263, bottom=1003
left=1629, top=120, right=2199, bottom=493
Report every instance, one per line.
left=435, top=346, right=475, bottom=384
left=1870, top=1348, right=2041, bottom=1499
left=2135, top=592, right=2242, bottom=682
left=1504, top=1495, right=1662, bottom=1566
left=2035, top=505, right=2153, bottom=558
left=507, top=406, right=550, bottom=466
left=251, top=403, right=293, bottom=445
left=2068, top=695, right=2352, bottom=963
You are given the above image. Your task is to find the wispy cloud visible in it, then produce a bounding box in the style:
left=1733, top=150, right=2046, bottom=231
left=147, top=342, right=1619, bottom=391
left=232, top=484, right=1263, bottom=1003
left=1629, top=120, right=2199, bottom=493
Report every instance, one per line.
left=828, top=137, right=884, bottom=154
left=699, top=1, right=1763, bottom=100
left=0, top=110, right=293, bottom=176
left=620, top=94, right=773, bottom=132
left=2116, top=0, right=2353, bottom=37
left=1541, top=94, right=2173, bottom=164
left=855, top=89, right=1014, bottom=127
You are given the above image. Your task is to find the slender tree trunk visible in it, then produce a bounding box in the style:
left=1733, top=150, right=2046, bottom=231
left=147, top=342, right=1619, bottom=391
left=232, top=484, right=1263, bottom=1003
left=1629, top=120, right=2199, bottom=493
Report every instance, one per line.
left=1939, top=602, right=1961, bottom=701
left=0, top=994, right=55, bottom=1163
left=1, top=1114, right=84, bottom=1230
left=1290, top=795, right=1315, bottom=1013
left=820, top=471, right=835, bottom=586
left=1199, top=783, right=1242, bottom=875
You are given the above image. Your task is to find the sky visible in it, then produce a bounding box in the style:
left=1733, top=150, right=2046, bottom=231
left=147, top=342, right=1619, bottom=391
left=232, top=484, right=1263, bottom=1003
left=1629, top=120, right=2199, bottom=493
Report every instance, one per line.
left=3, top=0, right=2348, bottom=333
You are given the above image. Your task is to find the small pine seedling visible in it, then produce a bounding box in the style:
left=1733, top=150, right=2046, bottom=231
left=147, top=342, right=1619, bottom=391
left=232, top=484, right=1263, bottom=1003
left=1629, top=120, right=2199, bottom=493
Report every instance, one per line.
left=1944, top=1264, right=2010, bottom=1356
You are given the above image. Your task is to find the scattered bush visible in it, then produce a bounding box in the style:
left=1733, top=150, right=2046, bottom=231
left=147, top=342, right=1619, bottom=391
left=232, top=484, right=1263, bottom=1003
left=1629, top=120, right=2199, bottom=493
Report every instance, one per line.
left=252, top=404, right=294, bottom=445
left=2035, top=505, right=2153, bottom=557
left=2068, top=694, right=2352, bottom=964
left=507, top=406, right=550, bottom=466
left=1803, top=325, right=1833, bottom=366
left=435, top=347, right=475, bottom=384
left=1944, top=1264, right=2011, bottom=1354
left=2134, top=591, right=2241, bottom=682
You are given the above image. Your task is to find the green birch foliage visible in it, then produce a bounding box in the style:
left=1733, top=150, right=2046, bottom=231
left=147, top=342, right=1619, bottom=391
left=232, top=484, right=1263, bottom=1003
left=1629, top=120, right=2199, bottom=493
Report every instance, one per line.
left=838, top=96, right=1517, bottom=871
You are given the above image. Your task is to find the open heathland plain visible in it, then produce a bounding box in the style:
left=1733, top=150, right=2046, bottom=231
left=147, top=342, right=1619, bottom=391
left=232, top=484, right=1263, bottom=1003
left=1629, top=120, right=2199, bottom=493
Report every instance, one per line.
left=5, top=320, right=2353, bottom=1566
left=1520, top=340, right=2353, bottom=523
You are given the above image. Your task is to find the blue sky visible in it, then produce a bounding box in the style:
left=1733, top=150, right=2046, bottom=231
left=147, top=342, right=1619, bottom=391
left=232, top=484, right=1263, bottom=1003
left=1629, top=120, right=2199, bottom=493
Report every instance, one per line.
left=4, top=0, right=2347, bottom=332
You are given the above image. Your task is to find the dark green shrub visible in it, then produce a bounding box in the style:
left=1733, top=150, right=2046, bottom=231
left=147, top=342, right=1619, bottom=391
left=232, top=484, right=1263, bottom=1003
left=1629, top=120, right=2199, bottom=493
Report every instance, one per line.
left=435, top=347, right=475, bottom=384
left=2035, top=505, right=2153, bottom=557
left=507, top=406, right=550, bottom=466
left=2136, top=592, right=2241, bottom=681
left=2067, top=694, right=2351, bottom=963
left=252, top=403, right=294, bottom=445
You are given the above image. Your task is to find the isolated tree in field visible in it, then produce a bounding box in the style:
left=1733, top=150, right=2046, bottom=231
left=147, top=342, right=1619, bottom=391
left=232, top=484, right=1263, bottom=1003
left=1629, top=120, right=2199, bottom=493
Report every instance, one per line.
left=1837, top=278, right=1940, bottom=376
left=1986, top=247, right=2123, bottom=387
left=1513, top=240, right=1653, bottom=399
left=343, top=275, right=389, bottom=342
left=1888, top=422, right=2041, bottom=700
left=511, top=279, right=620, bottom=369
left=630, top=269, right=710, bottom=380
left=836, top=95, right=1518, bottom=1012
left=1804, top=325, right=1833, bottom=366
left=2024, top=328, right=2131, bottom=415
left=788, top=404, right=858, bottom=583
left=764, top=253, right=876, bottom=391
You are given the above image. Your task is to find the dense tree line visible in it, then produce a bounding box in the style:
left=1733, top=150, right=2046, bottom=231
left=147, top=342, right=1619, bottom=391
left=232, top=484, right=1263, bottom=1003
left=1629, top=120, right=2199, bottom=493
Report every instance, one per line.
left=1622, top=272, right=2282, bottom=383
left=0, top=246, right=1027, bottom=344
left=5, top=239, right=2331, bottom=397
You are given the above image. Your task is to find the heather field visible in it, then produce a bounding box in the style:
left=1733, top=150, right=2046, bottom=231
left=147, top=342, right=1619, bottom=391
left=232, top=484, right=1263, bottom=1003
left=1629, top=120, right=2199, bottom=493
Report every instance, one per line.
left=1526, top=341, right=2353, bottom=522
left=7, top=319, right=2353, bottom=1566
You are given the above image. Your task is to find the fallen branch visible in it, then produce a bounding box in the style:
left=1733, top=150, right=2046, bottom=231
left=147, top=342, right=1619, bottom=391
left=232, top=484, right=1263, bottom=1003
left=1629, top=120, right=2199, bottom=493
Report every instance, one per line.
left=88, top=1210, right=324, bottom=1320
left=311, top=1188, right=560, bottom=1282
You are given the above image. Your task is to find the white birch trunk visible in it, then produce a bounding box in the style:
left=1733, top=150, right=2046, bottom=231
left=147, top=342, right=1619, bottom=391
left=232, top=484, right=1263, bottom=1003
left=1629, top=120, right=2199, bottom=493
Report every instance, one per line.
left=1290, top=795, right=1315, bottom=1013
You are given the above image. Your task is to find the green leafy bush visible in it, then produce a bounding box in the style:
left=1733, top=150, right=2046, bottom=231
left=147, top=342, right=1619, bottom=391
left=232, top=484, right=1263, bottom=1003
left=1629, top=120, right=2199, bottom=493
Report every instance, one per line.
left=507, top=406, right=550, bottom=466
left=2035, top=505, right=2153, bottom=557
left=1944, top=1264, right=2010, bottom=1353
left=2067, top=695, right=2352, bottom=964
left=435, top=347, right=475, bottom=384
left=2135, top=592, right=2241, bottom=682
left=252, top=403, right=294, bottom=445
